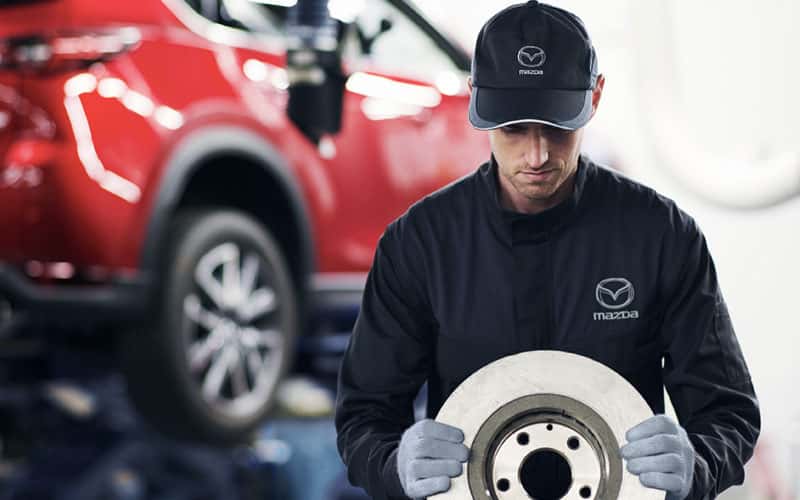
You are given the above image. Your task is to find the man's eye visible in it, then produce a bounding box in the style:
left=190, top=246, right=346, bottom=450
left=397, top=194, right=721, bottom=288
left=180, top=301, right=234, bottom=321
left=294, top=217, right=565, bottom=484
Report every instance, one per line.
left=545, top=127, right=570, bottom=139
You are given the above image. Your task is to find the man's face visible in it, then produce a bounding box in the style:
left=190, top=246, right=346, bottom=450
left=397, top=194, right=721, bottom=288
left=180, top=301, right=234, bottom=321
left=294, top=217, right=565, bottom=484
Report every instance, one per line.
left=488, top=122, right=584, bottom=207
left=467, top=74, right=605, bottom=213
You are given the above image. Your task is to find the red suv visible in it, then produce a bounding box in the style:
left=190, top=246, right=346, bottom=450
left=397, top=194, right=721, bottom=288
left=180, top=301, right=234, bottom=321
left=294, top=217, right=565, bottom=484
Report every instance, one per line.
left=0, top=0, right=488, bottom=444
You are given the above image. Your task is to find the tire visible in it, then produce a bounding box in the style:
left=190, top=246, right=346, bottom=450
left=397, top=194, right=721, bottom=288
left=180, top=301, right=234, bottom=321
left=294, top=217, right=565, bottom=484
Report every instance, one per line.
left=121, top=209, right=298, bottom=446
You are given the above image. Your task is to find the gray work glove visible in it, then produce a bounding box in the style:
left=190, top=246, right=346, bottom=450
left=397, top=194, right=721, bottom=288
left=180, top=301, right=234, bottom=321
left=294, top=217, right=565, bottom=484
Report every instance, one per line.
left=396, top=419, right=469, bottom=499
left=620, top=414, right=696, bottom=500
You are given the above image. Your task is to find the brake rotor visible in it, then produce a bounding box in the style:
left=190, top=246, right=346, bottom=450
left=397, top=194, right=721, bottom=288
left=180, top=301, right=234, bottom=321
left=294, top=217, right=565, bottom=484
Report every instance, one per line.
left=432, top=350, right=663, bottom=500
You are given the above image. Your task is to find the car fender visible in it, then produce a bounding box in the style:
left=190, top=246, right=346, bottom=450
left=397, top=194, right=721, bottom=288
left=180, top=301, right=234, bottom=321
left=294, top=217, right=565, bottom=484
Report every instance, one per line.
left=140, top=125, right=316, bottom=298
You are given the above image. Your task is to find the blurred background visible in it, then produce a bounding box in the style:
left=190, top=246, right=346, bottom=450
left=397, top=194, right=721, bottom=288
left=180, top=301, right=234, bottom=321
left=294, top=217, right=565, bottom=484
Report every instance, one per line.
left=0, top=0, right=797, bottom=499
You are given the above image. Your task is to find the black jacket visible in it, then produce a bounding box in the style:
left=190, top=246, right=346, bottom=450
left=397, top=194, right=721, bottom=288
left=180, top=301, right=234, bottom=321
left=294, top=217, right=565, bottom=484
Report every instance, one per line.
left=335, top=155, right=760, bottom=500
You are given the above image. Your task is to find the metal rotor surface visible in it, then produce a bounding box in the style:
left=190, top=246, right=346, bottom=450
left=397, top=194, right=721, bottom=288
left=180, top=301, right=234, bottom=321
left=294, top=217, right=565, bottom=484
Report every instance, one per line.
left=432, top=350, right=663, bottom=500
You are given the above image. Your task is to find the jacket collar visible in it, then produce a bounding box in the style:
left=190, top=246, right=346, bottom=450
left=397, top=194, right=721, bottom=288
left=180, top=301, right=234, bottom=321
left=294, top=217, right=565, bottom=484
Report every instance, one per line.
left=478, top=154, right=591, bottom=245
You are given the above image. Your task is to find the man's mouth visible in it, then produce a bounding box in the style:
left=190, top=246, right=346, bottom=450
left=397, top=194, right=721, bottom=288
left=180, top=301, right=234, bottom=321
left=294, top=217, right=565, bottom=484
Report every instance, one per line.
left=521, top=169, right=555, bottom=179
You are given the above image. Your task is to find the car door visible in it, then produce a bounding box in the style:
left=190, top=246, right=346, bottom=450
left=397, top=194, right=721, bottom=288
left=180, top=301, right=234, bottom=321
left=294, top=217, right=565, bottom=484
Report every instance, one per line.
left=325, top=0, right=490, bottom=271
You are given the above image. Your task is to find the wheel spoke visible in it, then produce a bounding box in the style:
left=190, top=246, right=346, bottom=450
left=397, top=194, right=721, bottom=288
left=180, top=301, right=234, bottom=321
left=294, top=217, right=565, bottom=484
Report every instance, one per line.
left=238, top=287, right=277, bottom=323
left=222, top=246, right=242, bottom=308
left=230, top=350, right=249, bottom=397
left=188, top=325, right=226, bottom=373
left=246, top=349, right=264, bottom=381
left=241, top=327, right=283, bottom=350
left=202, top=348, right=233, bottom=401
left=184, top=294, right=223, bottom=331
left=257, top=329, right=283, bottom=349
left=239, top=253, right=260, bottom=299
left=195, top=243, right=239, bottom=310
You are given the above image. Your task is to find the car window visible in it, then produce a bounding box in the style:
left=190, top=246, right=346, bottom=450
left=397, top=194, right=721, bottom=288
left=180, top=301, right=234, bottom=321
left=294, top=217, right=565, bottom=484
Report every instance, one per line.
left=183, top=0, right=458, bottom=82
left=342, top=0, right=460, bottom=81
left=184, top=0, right=288, bottom=36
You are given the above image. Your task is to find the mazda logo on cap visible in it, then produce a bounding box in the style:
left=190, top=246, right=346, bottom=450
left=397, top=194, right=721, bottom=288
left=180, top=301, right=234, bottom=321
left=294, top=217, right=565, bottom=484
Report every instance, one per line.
left=595, top=278, right=634, bottom=310
left=517, top=45, right=546, bottom=68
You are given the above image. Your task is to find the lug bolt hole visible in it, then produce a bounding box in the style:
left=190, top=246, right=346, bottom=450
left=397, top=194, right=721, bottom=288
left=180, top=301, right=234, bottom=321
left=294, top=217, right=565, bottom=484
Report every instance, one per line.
left=497, top=478, right=510, bottom=492
left=517, top=432, right=529, bottom=445
left=567, top=436, right=580, bottom=450
left=546, top=423, right=553, bottom=431
left=580, top=486, right=592, bottom=498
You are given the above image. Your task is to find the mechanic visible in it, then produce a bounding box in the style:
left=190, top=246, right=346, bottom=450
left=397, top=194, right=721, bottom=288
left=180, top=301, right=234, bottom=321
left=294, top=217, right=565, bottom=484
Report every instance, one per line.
left=335, top=2, right=760, bottom=499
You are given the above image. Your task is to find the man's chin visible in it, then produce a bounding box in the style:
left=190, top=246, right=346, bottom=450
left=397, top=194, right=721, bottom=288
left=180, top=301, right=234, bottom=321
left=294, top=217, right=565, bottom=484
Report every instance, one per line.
left=516, top=186, right=556, bottom=201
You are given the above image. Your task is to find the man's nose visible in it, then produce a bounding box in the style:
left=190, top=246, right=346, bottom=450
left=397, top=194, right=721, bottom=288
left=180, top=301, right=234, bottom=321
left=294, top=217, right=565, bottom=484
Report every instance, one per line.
left=523, top=129, right=548, bottom=168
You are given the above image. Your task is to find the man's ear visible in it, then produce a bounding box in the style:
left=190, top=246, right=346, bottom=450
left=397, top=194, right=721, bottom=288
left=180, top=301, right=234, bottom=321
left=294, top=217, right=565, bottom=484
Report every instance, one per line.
left=467, top=76, right=473, bottom=95
left=590, top=74, right=605, bottom=118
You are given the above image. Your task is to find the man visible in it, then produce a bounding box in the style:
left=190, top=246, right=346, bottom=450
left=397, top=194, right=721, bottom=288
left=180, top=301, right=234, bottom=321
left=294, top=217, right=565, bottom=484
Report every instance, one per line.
left=335, top=2, right=760, bottom=499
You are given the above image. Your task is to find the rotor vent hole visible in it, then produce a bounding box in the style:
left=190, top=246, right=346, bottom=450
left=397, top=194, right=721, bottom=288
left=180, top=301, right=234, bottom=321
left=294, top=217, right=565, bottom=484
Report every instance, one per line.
left=519, top=449, right=571, bottom=500
left=497, top=478, right=510, bottom=492
left=517, top=432, right=529, bottom=445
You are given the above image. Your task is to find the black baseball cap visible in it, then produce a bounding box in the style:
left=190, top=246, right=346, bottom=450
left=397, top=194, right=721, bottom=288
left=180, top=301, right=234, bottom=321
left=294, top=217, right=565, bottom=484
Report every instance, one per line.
left=469, top=0, right=599, bottom=131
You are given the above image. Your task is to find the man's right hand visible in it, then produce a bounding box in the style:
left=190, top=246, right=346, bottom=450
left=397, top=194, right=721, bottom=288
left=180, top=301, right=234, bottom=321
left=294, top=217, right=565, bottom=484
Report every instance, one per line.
left=396, top=419, right=469, bottom=499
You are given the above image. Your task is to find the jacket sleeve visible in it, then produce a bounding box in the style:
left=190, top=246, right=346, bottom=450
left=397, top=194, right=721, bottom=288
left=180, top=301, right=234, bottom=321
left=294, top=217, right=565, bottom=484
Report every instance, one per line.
left=335, top=216, right=435, bottom=500
left=658, top=208, right=761, bottom=499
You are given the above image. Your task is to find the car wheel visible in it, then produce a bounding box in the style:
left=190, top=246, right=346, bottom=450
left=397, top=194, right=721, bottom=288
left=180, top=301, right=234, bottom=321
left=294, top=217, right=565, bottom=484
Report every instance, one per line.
left=121, top=209, right=298, bottom=445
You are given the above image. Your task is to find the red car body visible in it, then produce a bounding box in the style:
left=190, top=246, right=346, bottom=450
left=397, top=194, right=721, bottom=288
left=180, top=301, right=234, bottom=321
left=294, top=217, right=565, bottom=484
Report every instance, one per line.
left=0, top=0, right=489, bottom=442
left=0, top=0, right=488, bottom=299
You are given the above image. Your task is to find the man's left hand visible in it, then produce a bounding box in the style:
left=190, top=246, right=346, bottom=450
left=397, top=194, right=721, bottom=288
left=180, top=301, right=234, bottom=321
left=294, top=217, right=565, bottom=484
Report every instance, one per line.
left=620, top=414, right=695, bottom=500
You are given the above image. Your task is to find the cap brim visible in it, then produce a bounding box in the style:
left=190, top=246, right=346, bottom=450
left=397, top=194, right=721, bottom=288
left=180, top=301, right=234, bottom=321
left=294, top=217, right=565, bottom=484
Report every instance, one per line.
left=469, top=86, right=593, bottom=131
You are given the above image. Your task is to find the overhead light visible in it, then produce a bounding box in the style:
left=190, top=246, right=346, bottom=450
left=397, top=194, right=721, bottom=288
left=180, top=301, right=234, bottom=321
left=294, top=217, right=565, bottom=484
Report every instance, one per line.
left=328, top=0, right=365, bottom=23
